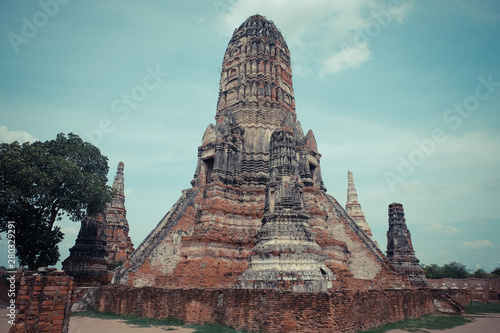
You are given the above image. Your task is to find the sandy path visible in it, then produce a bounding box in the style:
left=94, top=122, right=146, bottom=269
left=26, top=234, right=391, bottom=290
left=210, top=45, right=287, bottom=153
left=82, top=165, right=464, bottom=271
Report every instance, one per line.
left=69, top=313, right=500, bottom=333
left=1, top=308, right=499, bottom=332
left=0, top=307, right=194, bottom=333
left=69, top=316, right=195, bottom=333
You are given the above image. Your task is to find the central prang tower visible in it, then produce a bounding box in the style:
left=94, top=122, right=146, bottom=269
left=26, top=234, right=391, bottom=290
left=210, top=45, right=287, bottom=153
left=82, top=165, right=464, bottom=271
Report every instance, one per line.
left=115, top=15, right=411, bottom=292
left=191, top=15, right=305, bottom=187
left=215, top=15, right=296, bottom=184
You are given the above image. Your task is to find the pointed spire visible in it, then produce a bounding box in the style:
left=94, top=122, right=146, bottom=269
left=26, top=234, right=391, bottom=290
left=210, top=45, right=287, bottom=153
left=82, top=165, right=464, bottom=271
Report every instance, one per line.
left=345, top=171, right=372, bottom=238
left=103, top=162, right=134, bottom=264
left=347, top=171, right=359, bottom=204
left=112, top=161, right=125, bottom=206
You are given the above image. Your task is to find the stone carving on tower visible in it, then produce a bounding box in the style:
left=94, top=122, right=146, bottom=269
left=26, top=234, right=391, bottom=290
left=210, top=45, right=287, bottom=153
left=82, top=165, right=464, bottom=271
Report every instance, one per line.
left=386, top=202, right=429, bottom=287
left=114, top=15, right=413, bottom=291
left=345, top=171, right=373, bottom=239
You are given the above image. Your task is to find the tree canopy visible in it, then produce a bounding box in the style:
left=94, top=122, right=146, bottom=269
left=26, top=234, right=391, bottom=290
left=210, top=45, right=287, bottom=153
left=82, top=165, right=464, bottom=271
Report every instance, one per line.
left=0, top=133, right=113, bottom=269
left=423, top=262, right=500, bottom=279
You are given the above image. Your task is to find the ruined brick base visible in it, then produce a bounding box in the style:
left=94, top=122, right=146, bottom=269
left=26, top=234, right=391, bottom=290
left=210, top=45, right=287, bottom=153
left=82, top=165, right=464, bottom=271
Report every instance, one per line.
left=431, top=289, right=469, bottom=314
left=10, top=271, right=74, bottom=333
left=94, top=286, right=442, bottom=333
left=429, top=278, right=500, bottom=303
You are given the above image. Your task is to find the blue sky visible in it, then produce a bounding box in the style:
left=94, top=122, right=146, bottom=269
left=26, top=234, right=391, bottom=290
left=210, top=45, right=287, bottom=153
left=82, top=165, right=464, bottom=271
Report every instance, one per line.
left=1, top=0, right=499, bottom=272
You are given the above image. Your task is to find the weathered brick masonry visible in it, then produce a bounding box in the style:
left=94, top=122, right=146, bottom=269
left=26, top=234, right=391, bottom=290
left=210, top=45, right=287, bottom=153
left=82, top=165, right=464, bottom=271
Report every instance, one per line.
left=429, top=278, right=500, bottom=303
left=94, top=285, right=438, bottom=333
left=10, top=271, right=74, bottom=333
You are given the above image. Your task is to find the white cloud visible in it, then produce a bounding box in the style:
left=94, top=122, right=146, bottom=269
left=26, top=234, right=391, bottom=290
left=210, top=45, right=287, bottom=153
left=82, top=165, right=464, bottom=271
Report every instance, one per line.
left=461, top=240, right=494, bottom=249
left=390, top=0, right=416, bottom=23
left=320, top=45, right=372, bottom=74
left=439, top=250, right=450, bottom=257
left=481, top=178, right=500, bottom=192
left=0, top=125, right=37, bottom=143
left=216, top=0, right=416, bottom=75
left=422, top=223, right=459, bottom=235
left=437, top=131, right=500, bottom=164
left=397, top=180, right=447, bottom=195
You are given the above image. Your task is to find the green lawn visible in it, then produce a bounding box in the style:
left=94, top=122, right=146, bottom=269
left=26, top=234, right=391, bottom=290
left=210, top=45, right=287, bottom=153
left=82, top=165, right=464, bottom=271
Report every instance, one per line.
left=465, top=302, right=500, bottom=314
left=361, top=303, right=500, bottom=333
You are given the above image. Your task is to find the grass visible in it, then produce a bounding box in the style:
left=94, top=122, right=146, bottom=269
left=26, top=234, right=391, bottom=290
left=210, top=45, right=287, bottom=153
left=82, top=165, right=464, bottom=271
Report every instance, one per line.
left=361, top=314, right=472, bottom=333
left=465, top=302, right=500, bottom=314
left=362, top=302, right=500, bottom=333
left=188, top=322, right=257, bottom=333
left=72, top=310, right=256, bottom=332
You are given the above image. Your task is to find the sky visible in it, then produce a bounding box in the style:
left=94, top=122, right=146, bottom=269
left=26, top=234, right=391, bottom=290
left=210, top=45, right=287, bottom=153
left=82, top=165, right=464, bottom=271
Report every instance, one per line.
left=1, top=0, right=499, bottom=273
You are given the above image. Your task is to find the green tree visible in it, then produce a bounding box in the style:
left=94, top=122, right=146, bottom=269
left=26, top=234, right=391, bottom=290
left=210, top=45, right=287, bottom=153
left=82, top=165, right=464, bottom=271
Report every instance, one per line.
left=442, top=262, right=470, bottom=279
left=472, top=268, right=489, bottom=279
left=0, top=133, right=113, bottom=270
left=423, top=263, right=444, bottom=279
left=491, top=266, right=500, bottom=278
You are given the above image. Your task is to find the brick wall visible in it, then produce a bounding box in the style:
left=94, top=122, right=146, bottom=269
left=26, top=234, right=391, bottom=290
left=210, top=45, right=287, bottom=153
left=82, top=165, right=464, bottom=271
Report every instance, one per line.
left=9, top=271, right=74, bottom=333
left=94, top=286, right=438, bottom=333
left=429, top=278, right=500, bottom=303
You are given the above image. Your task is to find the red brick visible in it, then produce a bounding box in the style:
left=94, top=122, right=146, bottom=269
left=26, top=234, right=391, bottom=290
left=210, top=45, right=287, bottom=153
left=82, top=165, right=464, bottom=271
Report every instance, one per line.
left=50, top=314, right=65, bottom=321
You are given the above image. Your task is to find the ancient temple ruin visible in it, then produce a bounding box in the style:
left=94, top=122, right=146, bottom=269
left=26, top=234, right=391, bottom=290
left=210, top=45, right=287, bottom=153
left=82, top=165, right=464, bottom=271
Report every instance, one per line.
left=63, top=162, right=134, bottom=284
left=114, top=15, right=412, bottom=291
left=386, top=202, right=428, bottom=287
left=54, top=14, right=478, bottom=333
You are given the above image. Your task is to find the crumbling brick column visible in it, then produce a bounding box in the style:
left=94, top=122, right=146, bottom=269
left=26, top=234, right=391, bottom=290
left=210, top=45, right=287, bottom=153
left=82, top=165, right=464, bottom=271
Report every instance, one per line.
left=9, top=270, right=74, bottom=333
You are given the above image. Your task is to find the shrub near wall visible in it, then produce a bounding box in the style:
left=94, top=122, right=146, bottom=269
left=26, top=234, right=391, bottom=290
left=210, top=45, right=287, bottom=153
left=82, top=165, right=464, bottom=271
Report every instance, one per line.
left=94, top=286, right=437, bottom=333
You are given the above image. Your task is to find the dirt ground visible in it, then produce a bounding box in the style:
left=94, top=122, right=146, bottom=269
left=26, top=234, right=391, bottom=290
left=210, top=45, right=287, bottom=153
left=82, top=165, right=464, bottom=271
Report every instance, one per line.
left=0, top=307, right=499, bottom=332
left=68, top=316, right=196, bottom=333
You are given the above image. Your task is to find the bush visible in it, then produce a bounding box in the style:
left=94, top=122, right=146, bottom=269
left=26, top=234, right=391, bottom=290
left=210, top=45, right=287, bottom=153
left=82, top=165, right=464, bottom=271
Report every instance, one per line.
left=422, top=262, right=470, bottom=279
left=491, top=266, right=500, bottom=278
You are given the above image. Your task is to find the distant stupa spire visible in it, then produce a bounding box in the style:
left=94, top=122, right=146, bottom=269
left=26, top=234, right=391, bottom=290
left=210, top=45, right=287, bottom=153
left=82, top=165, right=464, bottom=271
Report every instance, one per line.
left=112, top=161, right=125, bottom=203
left=345, top=171, right=372, bottom=238
left=104, top=162, right=134, bottom=264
